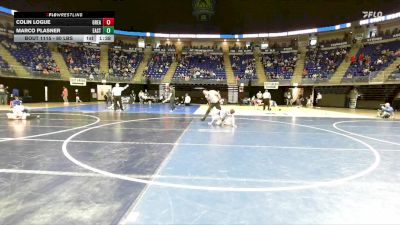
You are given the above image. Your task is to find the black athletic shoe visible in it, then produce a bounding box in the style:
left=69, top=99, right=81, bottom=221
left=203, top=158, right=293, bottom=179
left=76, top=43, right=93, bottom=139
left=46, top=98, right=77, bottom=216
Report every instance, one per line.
left=200, top=118, right=205, bottom=121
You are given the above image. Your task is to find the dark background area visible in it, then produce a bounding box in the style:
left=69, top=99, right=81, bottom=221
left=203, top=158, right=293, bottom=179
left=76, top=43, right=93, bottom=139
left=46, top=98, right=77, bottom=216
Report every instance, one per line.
left=1, top=0, right=400, bottom=33
left=0, top=77, right=288, bottom=104
left=0, top=77, right=230, bottom=103
left=2, top=77, right=400, bottom=108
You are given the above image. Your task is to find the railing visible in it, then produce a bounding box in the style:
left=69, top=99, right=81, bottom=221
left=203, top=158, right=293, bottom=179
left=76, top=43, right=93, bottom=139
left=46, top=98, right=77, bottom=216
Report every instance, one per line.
left=0, top=65, right=63, bottom=80
left=2, top=66, right=400, bottom=86
left=387, top=72, right=400, bottom=81
left=341, top=76, right=370, bottom=83
left=301, top=78, right=330, bottom=85
left=107, top=75, right=132, bottom=82
left=171, top=78, right=227, bottom=85
left=0, top=68, right=17, bottom=77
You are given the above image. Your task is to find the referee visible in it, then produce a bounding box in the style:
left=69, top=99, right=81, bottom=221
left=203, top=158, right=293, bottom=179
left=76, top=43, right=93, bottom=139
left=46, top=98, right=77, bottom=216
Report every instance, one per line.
left=263, top=89, right=271, bottom=111
left=201, top=89, right=222, bottom=121
left=112, top=83, right=129, bottom=111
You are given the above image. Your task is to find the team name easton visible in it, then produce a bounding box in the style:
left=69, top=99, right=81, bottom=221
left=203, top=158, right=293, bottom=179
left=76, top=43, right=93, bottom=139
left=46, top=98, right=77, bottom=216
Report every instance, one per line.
left=15, top=28, right=61, bottom=34
left=15, top=20, right=51, bottom=25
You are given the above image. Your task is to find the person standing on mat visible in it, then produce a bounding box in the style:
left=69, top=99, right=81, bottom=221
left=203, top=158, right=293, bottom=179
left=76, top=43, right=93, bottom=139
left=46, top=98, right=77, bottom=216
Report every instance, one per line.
left=201, top=89, right=221, bottom=121
left=112, top=83, right=129, bottom=111
left=162, top=86, right=176, bottom=111
left=262, top=89, right=271, bottom=111
left=168, top=86, right=176, bottom=111
left=61, top=86, right=69, bottom=105
left=105, top=89, right=112, bottom=107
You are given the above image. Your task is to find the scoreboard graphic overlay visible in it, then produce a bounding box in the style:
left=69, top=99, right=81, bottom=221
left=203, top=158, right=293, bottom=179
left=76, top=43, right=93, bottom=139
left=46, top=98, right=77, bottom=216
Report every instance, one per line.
left=14, top=12, right=114, bottom=43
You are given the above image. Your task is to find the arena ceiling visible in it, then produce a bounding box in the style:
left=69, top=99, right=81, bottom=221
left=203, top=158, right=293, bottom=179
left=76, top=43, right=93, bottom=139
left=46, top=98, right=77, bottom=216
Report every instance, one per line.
left=1, top=0, right=400, bottom=34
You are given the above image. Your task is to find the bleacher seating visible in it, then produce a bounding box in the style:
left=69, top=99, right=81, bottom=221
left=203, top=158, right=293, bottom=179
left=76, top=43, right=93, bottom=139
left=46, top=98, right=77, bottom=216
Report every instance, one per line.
left=109, top=49, right=143, bottom=80
left=303, top=47, right=348, bottom=80
left=0, top=55, right=9, bottom=69
left=261, top=52, right=297, bottom=80
left=344, top=41, right=400, bottom=80
left=143, top=52, right=174, bottom=79
left=173, top=53, right=225, bottom=81
left=58, top=44, right=100, bottom=79
left=1, top=35, right=60, bottom=76
left=388, top=64, right=400, bottom=81
left=0, top=55, right=14, bottom=76
left=230, top=54, right=256, bottom=80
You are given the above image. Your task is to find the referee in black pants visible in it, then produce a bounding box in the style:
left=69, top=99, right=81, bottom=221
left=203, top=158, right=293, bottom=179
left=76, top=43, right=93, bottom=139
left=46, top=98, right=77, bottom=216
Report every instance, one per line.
left=263, top=89, right=271, bottom=111
left=201, top=89, right=222, bottom=121
left=112, top=83, right=129, bottom=111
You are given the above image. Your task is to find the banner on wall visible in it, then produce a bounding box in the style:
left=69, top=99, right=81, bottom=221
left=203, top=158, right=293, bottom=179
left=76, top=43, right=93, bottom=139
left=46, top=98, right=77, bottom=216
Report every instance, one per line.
left=70, top=78, right=87, bottom=86
left=264, top=82, right=279, bottom=89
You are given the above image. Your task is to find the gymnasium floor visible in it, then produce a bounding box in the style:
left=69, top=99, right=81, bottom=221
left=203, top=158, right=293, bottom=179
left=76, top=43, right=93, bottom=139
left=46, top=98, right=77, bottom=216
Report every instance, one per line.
left=0, top=103, right=399, bottom=225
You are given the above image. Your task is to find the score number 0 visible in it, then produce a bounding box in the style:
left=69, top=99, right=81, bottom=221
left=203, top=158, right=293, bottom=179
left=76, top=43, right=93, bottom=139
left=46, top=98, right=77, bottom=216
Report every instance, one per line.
left=102, top=18, right=114, bottom=26
left=102, top=18, right=114, bottom=34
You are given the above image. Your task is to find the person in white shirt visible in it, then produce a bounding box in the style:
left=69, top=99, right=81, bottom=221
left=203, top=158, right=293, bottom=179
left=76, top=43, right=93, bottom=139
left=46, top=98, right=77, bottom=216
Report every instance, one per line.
left=284, top=90, right=292, bottom=106
left=201, top=89, right=221, bottom=121
left=138, top=90, right=144, bottom=104
left=7, top=97, right=39, bottom=120
left=222, top=109, right=237, bottom=127
left=208, top=108, right=236, bottom=128
left=112, top=83, right=129, bottom=111
left=262, top=89, right=272, bottom=111
left=256, top=91, right=263, bottom=100
left=315, top=92, right=322, bottom=107
left=184, top=93, right=191, bottom=106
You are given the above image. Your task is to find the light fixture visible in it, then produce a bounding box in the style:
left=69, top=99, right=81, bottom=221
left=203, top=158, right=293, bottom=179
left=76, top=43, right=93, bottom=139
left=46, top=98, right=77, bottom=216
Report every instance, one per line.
left=224, top=39, right=227, bottom=42
left=178, top=38, right=180, bottom=41
left=236, top=39, right=239, bottom=42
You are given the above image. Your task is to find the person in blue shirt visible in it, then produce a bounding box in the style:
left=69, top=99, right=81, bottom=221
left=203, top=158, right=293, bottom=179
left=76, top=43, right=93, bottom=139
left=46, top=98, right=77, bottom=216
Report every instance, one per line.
left=7, top=97, right=39, bottom=119
left=378, top=103, right=394, bottom=118
left=11, top=97, right=23, bottom=108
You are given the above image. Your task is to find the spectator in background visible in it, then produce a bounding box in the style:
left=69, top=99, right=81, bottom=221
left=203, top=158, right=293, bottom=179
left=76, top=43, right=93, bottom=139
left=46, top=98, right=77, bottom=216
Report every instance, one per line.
left=315, top=92, right=322, bottom=107
left=350, top=55, right=356, bottom=65
left=256, top=91, right=263, bottom=100
left=284, top=90, right=292, bottom=106
left=0, top=84, right=7, bottom=105
left=61, top=86, right=68, bottom=104
left=12, top=88, right=19, bottom=97
left=138, top=90, right=144, bottom=104
left=358, top=53, right=364, bottom=65
left=184, top=93, right=191, bottom=106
